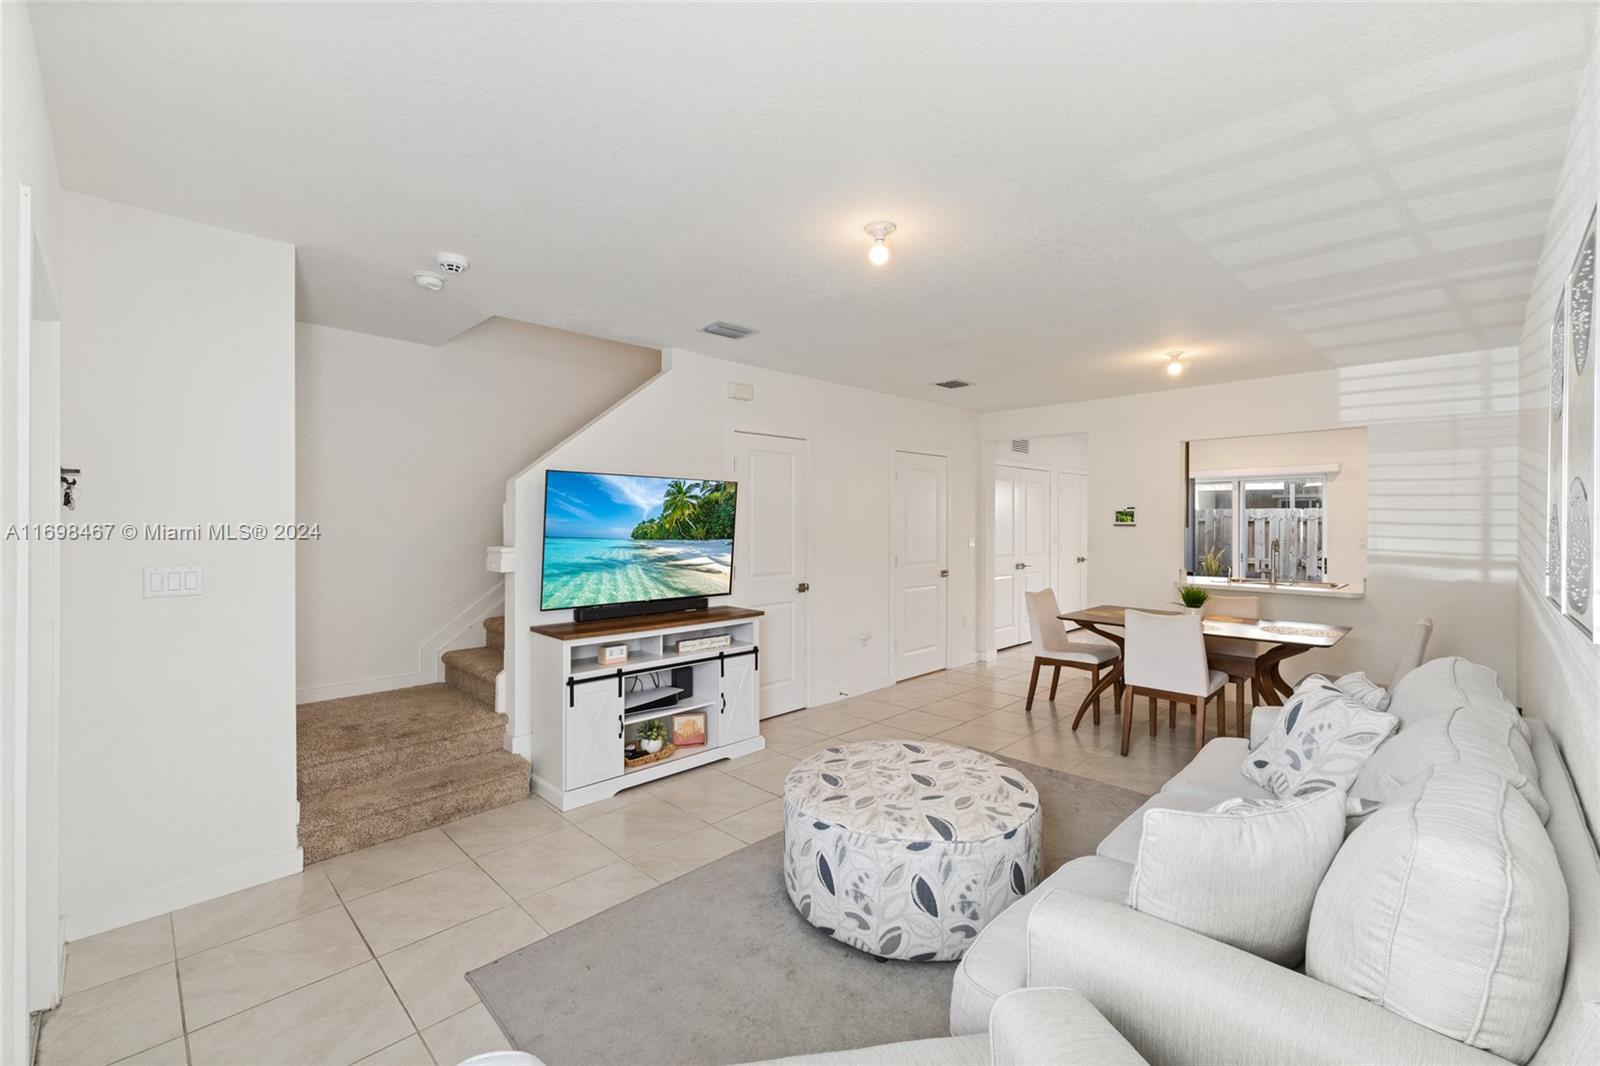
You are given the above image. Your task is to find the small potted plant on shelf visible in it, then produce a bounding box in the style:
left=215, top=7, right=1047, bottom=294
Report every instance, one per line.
left=638, top=718, right=668, bottom=754
left=1177, top=584, right=1209, bottom=615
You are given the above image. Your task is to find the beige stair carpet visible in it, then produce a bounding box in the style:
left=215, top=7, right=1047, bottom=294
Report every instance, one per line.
left=297, top=615, right=527, bottom=862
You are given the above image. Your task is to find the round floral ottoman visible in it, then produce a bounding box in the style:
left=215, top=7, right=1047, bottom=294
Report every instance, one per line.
left=782, top=739, right=1041, bottom=961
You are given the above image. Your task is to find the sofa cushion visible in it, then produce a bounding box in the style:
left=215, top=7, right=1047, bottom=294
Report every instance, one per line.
left=948, top=855, right=1131, bottom=1036
left=1351, top=704, right=1549, bottom=823
left=1306, top=768, right=1568, bottom=1063
left=1096, top=793, right=1219, bottom=865
left=1159, top=738, right=1272, bottom=802
left=1126, top=788, right=1345, bottom=966
left=1387, top=656, right=1524, bottom=733
left=1241, top=677, right=1398, bottom=798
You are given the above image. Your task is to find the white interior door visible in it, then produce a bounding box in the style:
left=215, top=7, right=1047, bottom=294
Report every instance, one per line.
left=892, top=450, right=948, bottom=681
left=1056, top=472, right=1088, bottom=616
left=993, top=471, right=1020, bottom=648
left=994, top=464, right=1052, bottom=649
left=732, top=431, right=809, bottom=717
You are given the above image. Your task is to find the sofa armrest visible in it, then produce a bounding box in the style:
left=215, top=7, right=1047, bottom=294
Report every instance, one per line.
left=1249, top=706, right=1281, bottom=748
left=1025, top=889, right=1512, bottom=1066
left=990, top=988, right=1147, bottom=1066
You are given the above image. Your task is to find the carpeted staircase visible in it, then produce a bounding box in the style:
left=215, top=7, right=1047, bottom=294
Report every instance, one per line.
left=297, top=615, right=529, bottom=862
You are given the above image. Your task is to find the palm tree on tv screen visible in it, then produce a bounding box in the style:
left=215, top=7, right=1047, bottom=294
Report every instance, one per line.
left=661, top=480, right=702, bottom=536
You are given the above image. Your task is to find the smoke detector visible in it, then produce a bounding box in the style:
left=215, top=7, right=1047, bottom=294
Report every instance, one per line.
left=413, top=271, right=445, bottom=292
left=435, top=252, right=470, bottom=274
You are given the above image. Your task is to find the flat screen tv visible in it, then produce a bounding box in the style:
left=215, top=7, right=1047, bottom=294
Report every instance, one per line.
left=540, top=469, right=738, bottom=613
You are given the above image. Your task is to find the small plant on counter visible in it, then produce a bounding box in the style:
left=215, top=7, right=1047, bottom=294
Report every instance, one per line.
left=638, top=718, right=668, bottom=753
left=1177, top=585, right=1210, bottom=611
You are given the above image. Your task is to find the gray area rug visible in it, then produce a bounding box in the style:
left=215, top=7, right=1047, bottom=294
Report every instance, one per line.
left=468, top=758, right=1146, bottom=1066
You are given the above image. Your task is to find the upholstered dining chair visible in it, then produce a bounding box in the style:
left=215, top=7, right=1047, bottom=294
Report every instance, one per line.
left=1120, top=610, right=1228, bottom=756
left=1023, top=589, right=1120, bottom=719
left=1201, top=593, right=1261, bottom=737
left=1384, top=617, right=1434, bottom=686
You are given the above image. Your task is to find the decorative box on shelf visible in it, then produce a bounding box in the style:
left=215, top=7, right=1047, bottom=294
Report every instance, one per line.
left=598, top=643, right=629, bottom=665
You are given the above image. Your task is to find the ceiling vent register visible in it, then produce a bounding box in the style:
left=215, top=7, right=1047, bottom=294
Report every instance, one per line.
left=1011, top=439, right=1031, bottom=455
left=702, top=321, right=758, bottom=340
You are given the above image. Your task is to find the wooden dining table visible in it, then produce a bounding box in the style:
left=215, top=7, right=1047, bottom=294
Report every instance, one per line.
left=1057, top=604, right=1352, bottom=732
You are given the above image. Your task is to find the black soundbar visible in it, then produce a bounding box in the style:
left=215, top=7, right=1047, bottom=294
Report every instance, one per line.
left=573, top=595, right=709, bottom=624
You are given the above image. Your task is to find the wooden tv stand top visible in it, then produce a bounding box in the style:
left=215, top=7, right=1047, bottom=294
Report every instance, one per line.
left=529, top=605, right=764, bottom=641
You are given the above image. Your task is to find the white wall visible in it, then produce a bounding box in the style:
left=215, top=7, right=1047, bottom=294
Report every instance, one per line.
left=1188, top=427, right=1368, bottom=589
left=295, top=319, right=657, bottom=701
left=0, top=0, right=63, bottom=1050
left=981, top=349, right=1521, bottom=690
left=1518, top=38, right=1600, bottom=824
left=58, top=193, right=299, bottom=938
left=501, top=349, right=981, bottom=759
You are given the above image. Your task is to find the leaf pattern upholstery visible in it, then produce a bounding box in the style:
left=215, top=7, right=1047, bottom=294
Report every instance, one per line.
left=782, top=740, right=1041, bottom=961
left=1241, top=677, right=1399, bottom=798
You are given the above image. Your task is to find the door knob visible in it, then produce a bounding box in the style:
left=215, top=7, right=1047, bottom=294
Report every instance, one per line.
left=795, top=582, right=810, bottom=593
left=940, top=569, right=949, bottom=577
left=1014, top=562, right=1025, bottom=570
left=1076, top=556, right=1087, bottom=563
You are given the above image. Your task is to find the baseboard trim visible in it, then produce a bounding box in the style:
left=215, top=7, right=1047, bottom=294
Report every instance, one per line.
left=837, top=674, right=896, bottom=699
left=63, top=844, right=304, bottom=941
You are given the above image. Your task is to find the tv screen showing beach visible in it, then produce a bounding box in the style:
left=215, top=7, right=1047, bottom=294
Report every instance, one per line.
left=540, top=470, right=737, bottom=611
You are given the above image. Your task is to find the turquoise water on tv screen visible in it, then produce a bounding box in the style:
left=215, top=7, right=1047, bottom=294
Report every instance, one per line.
left=541, top=537, right=733, bottom=610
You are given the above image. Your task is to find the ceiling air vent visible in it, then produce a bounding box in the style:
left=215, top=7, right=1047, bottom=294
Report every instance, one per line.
left=933, top=379, right=972, bottom=390
left=702, top=321, right=758, bottom=340
left=1011, top=439, right=1031, bottom=455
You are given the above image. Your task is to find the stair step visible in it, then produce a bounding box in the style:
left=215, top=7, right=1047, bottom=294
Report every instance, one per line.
left=299, top=750, right=530, bottom=863
left=484, top=615, right=505, bottom=650
left=443, top=646, right=502, bottom=707
left=297, top=684, right=508, bottom=797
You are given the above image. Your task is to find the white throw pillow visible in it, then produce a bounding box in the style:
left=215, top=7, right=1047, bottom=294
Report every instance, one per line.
left=1126, top=788, right=1345, bottom=966
left=1241, top=677, right=1398, bottom=798
left=1307, top=768, right=1568, bottom=1062
left=1331, top=671, right=1389, bottom=711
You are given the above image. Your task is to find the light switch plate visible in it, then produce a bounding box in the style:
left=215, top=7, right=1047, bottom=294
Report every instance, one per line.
left=144, top=565, right=203, bottom=598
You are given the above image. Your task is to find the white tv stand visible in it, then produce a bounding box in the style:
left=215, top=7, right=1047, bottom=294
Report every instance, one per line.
left=528, top=607, right=765, bottom=811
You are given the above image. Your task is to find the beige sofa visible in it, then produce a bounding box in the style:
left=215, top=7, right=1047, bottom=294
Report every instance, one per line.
left=945, top=656, right=1597, bottom=1065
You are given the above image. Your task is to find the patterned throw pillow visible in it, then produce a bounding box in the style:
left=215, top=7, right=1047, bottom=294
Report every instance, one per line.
left=1241, top=677, right=1399, bottom=797
left=1332, top=671, right=1390, bottom=711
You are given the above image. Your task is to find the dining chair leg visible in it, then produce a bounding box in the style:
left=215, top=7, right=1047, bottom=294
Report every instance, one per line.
left=1120, top=686, right=1135, bottom=756
left=1091, top=666, right=1102, bottom=725
left=1025, top=658, right=1043, bottom=712
left=1234, top=679, right=1246, bottom=738
left=1167, top=700, right=1176, bottom=730
left=1193, top=696, right=1206, bottom=749
left=1148, top=695, right=1158, bottom=737
left=1049, top=665, right=1062, bottom=701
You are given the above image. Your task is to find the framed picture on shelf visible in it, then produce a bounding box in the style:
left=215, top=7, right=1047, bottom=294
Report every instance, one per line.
left=671, top=711, right=707, bottom=747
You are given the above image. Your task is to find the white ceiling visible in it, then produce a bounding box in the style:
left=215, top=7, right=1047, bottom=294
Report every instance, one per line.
left=30, top=2, right=1595, bottom=411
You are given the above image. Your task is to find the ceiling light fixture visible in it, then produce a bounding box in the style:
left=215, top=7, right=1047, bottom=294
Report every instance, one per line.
left=413, top=271, right=445, bottom=292
left=864, top=221, right=897, bottom=266
left=1165, top=350, right=1185, bottom=376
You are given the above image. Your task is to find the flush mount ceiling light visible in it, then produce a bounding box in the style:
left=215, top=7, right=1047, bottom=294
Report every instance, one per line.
left=413, top=271, right=445, bottom=292
left=864, top=221, right=897, bottom=266
left=1165, top=350, right=1185, bottom=376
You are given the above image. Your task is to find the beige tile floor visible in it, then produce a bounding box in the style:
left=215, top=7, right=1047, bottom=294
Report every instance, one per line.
left=38, top=646, right=1229, bottom=1066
